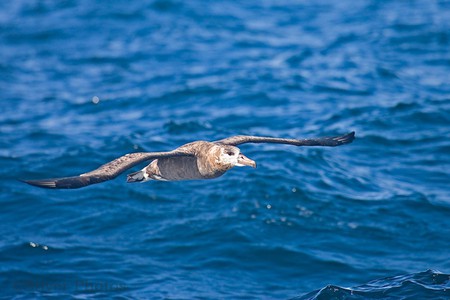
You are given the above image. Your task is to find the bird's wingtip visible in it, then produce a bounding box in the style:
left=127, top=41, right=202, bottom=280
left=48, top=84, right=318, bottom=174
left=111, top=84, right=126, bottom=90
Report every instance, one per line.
left=348, top=131, right=356, bottom=140
left=20, top=179, right=57, bottom=189
left=20, top=175, right=95, bottom=189
left=331, top=131, right=356, bottom=145
left=343, top=131, right=356, bottom=144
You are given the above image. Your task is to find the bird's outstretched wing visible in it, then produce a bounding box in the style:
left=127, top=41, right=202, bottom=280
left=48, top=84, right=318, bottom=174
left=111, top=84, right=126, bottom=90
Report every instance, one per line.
left=22, top=151, right=193, bottom=189
left=216, top=131, right=355, bottom=147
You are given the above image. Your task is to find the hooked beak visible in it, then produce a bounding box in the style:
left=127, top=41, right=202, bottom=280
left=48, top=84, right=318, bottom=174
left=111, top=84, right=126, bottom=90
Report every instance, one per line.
left=236, top=153, right=256, bottom=168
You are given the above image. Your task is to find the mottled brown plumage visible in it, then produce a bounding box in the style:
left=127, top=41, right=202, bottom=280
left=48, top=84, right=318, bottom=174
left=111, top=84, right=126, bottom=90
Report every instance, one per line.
left=132, top=142, right=232, bottom=181
left=22, top=131, right=355, bottom=189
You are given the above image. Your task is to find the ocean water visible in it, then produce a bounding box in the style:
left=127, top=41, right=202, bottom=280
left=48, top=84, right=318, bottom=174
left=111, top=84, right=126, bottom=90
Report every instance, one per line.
left=1, top=0, right=450, bottom=299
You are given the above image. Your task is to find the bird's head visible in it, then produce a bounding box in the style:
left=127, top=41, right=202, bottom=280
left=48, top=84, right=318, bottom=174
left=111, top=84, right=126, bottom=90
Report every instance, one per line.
left=216, top=145, right=256, bottom=170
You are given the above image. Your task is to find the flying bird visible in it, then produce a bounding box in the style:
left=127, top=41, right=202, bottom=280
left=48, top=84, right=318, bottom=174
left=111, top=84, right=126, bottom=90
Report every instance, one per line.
left=22, top=132, right=355, bottom=189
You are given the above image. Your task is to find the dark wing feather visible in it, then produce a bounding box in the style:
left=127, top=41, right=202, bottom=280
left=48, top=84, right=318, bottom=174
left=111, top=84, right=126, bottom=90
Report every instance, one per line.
left=216, top=131, right=355, bottom=147
left=22, top=151, right=193, bottom=189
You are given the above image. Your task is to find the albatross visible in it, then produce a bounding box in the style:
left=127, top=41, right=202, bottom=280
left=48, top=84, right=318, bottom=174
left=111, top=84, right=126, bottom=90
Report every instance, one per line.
left=23, top=131, right=355, bottom=189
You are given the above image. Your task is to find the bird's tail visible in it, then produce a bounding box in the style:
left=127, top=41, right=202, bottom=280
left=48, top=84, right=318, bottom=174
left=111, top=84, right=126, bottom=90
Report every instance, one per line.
left=126, top=169, right=148, bottom=183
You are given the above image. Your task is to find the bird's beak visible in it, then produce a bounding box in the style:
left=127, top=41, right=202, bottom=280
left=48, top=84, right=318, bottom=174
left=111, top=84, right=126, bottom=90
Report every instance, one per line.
left=236, top=153, right=256, bottom=168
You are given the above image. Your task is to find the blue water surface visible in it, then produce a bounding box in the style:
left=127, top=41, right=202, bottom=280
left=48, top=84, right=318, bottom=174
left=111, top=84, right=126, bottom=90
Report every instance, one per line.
left=1, top=0, right=450, bottom=299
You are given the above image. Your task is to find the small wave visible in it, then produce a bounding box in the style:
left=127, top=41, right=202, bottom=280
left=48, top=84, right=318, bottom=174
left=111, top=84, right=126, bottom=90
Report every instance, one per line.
left=294, top=269, right=450, bottom=300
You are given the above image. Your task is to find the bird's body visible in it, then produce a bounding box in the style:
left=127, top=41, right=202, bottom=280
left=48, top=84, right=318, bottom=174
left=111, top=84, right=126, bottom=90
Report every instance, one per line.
left=23, top=132, right=355, bottom=189
left=127, top=141, right=232, bottom=182
left=135, top=156, right=205, bottom=181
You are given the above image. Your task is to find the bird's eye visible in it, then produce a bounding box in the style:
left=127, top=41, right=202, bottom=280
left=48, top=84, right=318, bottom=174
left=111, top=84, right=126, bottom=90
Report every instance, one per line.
left=226, top=151, right=234, bottom=156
